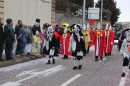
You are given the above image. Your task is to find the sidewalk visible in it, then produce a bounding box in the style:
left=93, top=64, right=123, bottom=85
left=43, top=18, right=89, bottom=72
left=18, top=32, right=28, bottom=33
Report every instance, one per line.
left=0, top=45, right=45, bottom=68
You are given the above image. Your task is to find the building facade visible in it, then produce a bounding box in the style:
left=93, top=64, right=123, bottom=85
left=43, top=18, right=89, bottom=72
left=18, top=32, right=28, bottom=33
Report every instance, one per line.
left=0, top=0, right=55, bottom=27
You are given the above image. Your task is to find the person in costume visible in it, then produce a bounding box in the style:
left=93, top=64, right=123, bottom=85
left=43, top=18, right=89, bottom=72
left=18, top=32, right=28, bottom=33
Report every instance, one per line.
left=43, top=26, right=57, bottom=64
left=109, top=25, right=114, bottom=56
left=120, top=32, right=130, bottom=77
left=88, top=27, right=94, bottom=53
left=104, top=23, right=114, bottom=58
left=68, top=24, right=86, bottom=70
left=93, top=23, right=105, bottom=62
left=61, top=27, right=71, bottom=59
left=54, top=24, right=60, bottom=56
left=82, top=23, right=91, bottom=54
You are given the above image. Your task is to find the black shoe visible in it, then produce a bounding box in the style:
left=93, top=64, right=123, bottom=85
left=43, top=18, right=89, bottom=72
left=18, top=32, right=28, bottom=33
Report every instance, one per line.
left=78, top=65, right=82, bottom=70
left=129, top=66, right=130, bottom=69
left=95, top=59, right=98, bottom=61
left=10, top=58, right=15, bottom=61
left=52, top=59, right=55, bottom=64
left=121, top=72, right=126, bottom=77
left=27, top=53, right=30, bottom=57
left=6, top=59, right=9, bottom=61
left=63, top=57, right=68, bottom=59
left=46, top=60, right=51, bottom=64
left=0, top=59, right=4, bottom=61
left=73, top=66, right=78, bottom=70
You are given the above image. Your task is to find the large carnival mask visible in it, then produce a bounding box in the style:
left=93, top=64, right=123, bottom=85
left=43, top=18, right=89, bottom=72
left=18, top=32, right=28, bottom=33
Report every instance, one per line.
left=82, top=24, right=86, bottom=31
left=87, top=23, right=90, bottom=29
left=74, top=25, right=80, bottom=34
left=64, top=27, right=68, bottom=33
left=47, top=26, right=54, bottom=36
left=126, top=32, right=130, bottom=41
left=109, top=25, right=112, bottom=30
left=106, top=23, right=109, bottom=30
left=97, top=23, right=101, bottom=30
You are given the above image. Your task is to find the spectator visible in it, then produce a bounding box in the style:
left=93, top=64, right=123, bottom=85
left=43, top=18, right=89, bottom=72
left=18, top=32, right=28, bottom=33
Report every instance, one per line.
left=5, top=19, right=15, bottom=61
left=26, top=25, right=33, bottom=57
left=40, top=29, right=45, bottom=54
left=32, top=22, right=41, bottom=35
left=15, top=20, right=23, bottom=56
left=0, top=17, right=4, bottom=61
left=19, top=23, right=29, bottom=56
left=33, top=31, right=40, bottom=57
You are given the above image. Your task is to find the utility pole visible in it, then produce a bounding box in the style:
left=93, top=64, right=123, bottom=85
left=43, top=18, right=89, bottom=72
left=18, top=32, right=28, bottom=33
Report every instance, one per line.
left=100, top=0, right=103, bottom=26
left=83, top=0, right=86, bottom=25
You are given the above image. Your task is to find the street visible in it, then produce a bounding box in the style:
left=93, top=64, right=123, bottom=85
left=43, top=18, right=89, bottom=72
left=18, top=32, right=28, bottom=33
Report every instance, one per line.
left=0, top=45, right=129, bottom=86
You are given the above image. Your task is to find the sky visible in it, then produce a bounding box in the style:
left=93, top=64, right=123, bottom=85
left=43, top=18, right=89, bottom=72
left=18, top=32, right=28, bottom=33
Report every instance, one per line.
left=94, top=0, right=130, bottom=22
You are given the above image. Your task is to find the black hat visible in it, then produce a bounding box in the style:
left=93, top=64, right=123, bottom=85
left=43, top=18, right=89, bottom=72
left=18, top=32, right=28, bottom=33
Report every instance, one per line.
left=36, top=18, right=40, bottom=23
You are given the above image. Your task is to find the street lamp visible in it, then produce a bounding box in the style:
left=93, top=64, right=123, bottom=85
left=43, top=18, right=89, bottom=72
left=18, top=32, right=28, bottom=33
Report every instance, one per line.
left=100, top=0, right=103, bottom=26
left=82, top=0, right=86, bottom=25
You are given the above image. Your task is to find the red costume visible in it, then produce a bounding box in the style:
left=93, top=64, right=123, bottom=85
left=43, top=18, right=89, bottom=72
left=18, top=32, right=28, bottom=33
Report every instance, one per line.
left=104, top=30, right=114, bottom=54
left=93, top=30, right=105, bottom=56
left=61, top=33, right=71, bottom=55
left=109, top=30, right=114, bottom=53
left=88, top=29, right=93, bottom=47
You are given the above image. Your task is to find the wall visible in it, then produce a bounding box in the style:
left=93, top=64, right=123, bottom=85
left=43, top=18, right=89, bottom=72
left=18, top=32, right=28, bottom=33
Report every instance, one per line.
left=4, top=0, right=52, bottom=27
left=0, top=0, right=4, bottom=18
left=55, top=12, right=98, bottom=27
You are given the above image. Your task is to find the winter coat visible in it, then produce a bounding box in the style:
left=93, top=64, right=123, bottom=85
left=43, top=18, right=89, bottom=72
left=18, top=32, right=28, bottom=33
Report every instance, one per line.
left=32, top=25, right=41, bottom=35
left=5, top=24, right=15, bottom=41
left=19, top=27, right=29, bottom=41
left=0, top=23, right=4, bottom=45
left=27, top=30, right=33, bottom=44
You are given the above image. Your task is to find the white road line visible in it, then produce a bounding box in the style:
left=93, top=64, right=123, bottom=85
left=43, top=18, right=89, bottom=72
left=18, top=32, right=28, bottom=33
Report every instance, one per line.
left=60, top=74, right=82, bottom=86
left=119, top=73, right=128, bottom=86
left=0, top=65, right=64, bottom=86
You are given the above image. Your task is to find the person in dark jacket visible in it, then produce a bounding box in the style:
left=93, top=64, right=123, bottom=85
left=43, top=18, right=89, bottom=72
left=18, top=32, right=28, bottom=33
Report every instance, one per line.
left=5, top=19, right=15, bottom=61
left=15, top=20, right=23, bottom=55
left=0, top=17, right=4, bottom=61
left=32, top=22, right=41, bottom=35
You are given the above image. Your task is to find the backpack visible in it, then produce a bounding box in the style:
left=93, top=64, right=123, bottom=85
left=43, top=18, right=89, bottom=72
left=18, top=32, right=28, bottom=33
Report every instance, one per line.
left=17, top=30, right=25, bottom=41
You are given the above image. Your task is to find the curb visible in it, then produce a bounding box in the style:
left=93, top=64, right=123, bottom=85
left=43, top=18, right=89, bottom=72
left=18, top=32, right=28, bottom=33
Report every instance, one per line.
left=0, top=55, right=46, bottom=68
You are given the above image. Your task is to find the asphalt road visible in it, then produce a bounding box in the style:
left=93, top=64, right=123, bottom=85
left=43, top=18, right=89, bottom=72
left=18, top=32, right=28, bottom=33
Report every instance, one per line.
left=0, top=45, right=129, bottom=86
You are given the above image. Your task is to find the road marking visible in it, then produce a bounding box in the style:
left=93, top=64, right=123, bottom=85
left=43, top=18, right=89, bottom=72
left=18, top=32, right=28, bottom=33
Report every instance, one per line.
left=16, top=70, right=37, bottom=77
left=0, top=65, right=65, bottom=86
left=119, top=73, right=128, bottom=86
left=60, top=74, right=82, bottom=86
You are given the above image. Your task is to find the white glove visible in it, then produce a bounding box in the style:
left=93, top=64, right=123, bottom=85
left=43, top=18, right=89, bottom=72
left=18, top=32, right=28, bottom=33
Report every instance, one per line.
left=111, top=42, right=113, bottom=45
left=73, top=56, right=77, bottom=60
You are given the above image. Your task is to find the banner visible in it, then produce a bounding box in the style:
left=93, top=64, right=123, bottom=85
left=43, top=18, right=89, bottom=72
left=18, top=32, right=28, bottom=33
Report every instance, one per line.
left=89, top=19, right=94, bottom=26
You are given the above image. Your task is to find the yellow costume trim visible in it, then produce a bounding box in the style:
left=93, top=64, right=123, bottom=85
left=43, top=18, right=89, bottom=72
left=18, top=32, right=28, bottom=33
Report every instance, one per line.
left=97, top=30, right=100, bottom=38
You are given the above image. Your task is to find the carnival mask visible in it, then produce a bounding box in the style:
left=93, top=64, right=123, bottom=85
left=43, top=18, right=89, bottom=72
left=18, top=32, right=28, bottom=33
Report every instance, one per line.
left=105, top=23, right=109, bottom=30
left=47, top=26, right=54, bottom=36
left=74, top=25, right=80, bottom=34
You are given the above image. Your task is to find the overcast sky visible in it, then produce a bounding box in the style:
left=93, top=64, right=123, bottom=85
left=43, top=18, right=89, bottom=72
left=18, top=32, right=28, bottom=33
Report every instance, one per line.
left=94, top=0, right=130, bottom=22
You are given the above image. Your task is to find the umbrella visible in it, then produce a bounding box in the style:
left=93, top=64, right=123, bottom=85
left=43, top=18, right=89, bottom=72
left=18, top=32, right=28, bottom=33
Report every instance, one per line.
left=61, top=23, right=69, bottom=27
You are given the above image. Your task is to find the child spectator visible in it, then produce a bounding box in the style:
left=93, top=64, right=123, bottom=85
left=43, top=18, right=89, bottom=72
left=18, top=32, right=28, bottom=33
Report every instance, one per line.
left=40, top=29, right=45, bottom=54
left=33, top=31, right=40, bottom=57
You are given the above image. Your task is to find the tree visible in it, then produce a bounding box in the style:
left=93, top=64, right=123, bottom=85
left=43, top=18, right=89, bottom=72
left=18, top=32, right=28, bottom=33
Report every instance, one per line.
left=96, top=0, right=121, bottom=25
left=69, top=0, right=94, bottom=9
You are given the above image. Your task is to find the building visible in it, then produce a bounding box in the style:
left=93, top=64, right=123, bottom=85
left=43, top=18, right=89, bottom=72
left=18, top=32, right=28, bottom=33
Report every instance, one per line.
left=0, top=0, right=55, bottom=27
